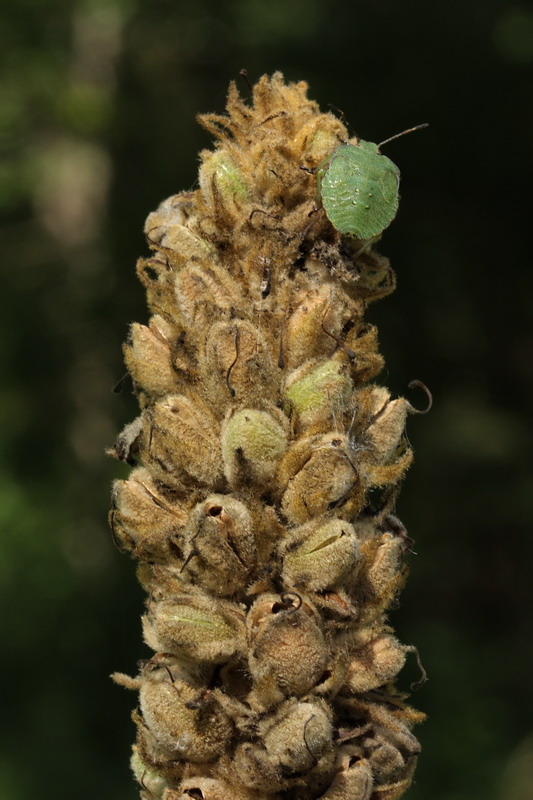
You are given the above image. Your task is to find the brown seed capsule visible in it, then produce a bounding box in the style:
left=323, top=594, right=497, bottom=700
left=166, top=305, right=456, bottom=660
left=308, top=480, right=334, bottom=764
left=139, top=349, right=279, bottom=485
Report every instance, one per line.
left=181, top=495, right=256, bottom=596
left=317, top=753, right=373, bottom=800
left=231, top=741, right=281, bottom=792
left=204, top=320, right=277, bottom=407
left=362, top=388, right=409, bottom=465
left=262, top=699, right=333, bottom=774
left=365, top=532, right=407, bottom=601
left=344, top=634, right=407, bottom=694
left=247, top=593, right=328, bottom=704
left=139, top=673, right=232, bottom=762
left=175, top=263, right=244, bottom=332
left=279, top=434, right=364, bottom=524
left=366, top=739, right=406, bottom=784
left=145, top=593, right=245, bottom=663
left=110, top=467, right=189, bottom=561
left=167, top=776, right=266, bottom=800
left=281, top=519, right=360, bottom=592
left=124, top=316, right=178, bottom=397
left=144, top=192, right=189, bottom=233
left=111, top=416, right=144, bottom=465
left=143, top=395, right=224, bottom=490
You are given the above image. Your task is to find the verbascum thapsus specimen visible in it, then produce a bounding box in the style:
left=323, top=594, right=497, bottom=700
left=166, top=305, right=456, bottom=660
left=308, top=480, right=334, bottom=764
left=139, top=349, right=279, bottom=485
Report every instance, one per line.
left=110, top=72, right=426, bottom=800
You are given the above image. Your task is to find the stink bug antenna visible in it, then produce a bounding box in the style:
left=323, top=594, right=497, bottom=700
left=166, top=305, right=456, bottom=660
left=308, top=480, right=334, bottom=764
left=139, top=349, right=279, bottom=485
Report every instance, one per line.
left=239, top=68, right=253, bottom=93
left=327, top=103, right=356, bottom=139
left=378, top=123, right=429, bottom=149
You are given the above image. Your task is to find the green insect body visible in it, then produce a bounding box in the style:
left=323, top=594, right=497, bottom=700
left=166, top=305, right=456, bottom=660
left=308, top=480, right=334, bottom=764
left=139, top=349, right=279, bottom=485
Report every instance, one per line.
left=317, top=140, right=401, bottom=240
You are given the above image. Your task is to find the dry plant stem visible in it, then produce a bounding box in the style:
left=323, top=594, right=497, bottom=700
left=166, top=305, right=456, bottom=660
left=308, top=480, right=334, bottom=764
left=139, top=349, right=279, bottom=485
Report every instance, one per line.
left=109, top=73, right=425, bottom=800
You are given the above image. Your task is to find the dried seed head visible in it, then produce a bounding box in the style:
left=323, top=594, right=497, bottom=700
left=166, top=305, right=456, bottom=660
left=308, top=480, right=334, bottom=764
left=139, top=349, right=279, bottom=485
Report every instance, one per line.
left=112, top=72, right=423, bottom=800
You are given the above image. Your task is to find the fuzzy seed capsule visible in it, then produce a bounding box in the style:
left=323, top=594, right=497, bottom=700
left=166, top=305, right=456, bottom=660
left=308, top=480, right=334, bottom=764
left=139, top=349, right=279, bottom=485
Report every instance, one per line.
left=344, top=634, right=407, bottom=693
left=110, top=467, right=189, bottom=561
left=124, top=316, right=178, bottom=397
left=181, top=495, right=256, bottom=595
left=363, top=388, right=409, bottom=464
left=247, top=594, right=327, bottom=704
left=205, top=320, right=277, bottom=407
left=262, top=699, right=333, bottom=774
left=175, top=263, right=244, bottom=331
left=131, top=747, right=168, bottom=799
left=281, top=519, right=360, bottom=591
left=140, top=676, right=232, bottom=762
left=279, top=433, right=364, bottom=524
left=143, top=395, right=224, bottom=490
left=167, top=776, right=264, bottom=800
left=318, top=753, right=373, bottom=800
left=199, top=150, right=251, bottom=207
left=284, top=359, right=353, bottom=430
left=222, top=408, right=288, bottom=487
left=145, top=594, right=245, bottom=663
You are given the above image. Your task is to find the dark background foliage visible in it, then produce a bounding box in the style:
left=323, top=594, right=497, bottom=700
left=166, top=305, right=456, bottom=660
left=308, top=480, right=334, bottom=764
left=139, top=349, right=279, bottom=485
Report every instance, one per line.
left=1, top=1, right=532, bottom=798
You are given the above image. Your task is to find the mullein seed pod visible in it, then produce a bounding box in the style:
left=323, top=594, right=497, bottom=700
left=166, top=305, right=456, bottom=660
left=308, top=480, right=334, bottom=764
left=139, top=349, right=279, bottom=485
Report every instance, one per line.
left=279, top=433, right=364, bottom=523
left=139, top=675, right=232, bottom=761
left=317, top=754, right=373, bottom=800
left=199, top=149, right=251, bottom=208
left=284, top=358, right=353, bottom=431
left=343, top=633, right=407, bottom=693
left=111, top=72, right=424, bottom=800
left=280, top=519, right=360, bottom=591
left=123, top=316, right=178, bottom=397
left=261, top=699, right=333, bottom=773
left=131, top=747, right=168, bottom=799
left=110, top=467, right=189, bottom=560
left=247, top=594, right=328, bottom=704
left=221, top=408, right=288, bottom=487
left=180, top=495, right=256, bottom=595
left=205, top=320, right=277, bottom=406
left=145, top=594, right=245, bottom=663
left=168, top=776, right=267, bottom=800
left=143, top=395, right=224, bottom=489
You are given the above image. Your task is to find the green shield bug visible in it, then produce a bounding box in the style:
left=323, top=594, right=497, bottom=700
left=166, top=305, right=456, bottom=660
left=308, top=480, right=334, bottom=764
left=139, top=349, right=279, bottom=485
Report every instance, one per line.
left=316, top=124, right=428, bottom=240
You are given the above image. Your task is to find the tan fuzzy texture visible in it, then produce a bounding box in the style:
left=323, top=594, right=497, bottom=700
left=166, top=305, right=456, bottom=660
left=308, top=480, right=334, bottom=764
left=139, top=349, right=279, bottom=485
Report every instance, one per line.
left=110, top=73, right=424, bottom=800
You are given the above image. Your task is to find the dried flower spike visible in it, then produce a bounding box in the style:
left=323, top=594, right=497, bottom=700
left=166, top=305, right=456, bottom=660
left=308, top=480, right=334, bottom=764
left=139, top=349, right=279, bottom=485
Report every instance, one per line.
left=110, top=72, right=425, bottom=800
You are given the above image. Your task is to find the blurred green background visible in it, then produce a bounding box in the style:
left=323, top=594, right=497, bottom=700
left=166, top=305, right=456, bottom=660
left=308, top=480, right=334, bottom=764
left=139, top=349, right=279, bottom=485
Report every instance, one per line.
left=1, top=0, right=533, bottom=798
